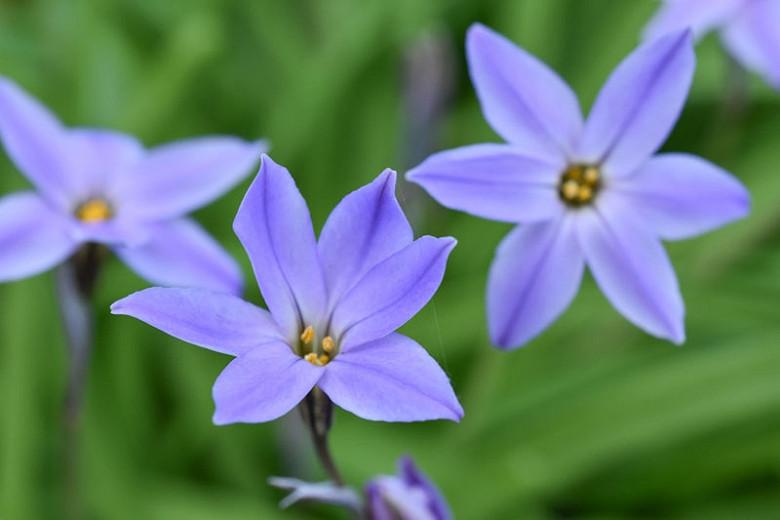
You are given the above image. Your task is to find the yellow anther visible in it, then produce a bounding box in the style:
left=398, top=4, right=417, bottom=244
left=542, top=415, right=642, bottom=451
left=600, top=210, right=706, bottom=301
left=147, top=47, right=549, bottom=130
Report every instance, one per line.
left=583, top=166, right=599, bottom=184
left=304, top=352, right=330, bottom=366
left=561, top=180, right=580, bottom=200
left=558, top=164, right=601, bottom=207
left=577, top=185, right=593, bottom=203
left=321, top=336, right=335, bottom=354
left=304, top=353, right=321, bottom=365
left=300, top=325, right=315, bottom=345
left=75, top=198, right=112, bottom=223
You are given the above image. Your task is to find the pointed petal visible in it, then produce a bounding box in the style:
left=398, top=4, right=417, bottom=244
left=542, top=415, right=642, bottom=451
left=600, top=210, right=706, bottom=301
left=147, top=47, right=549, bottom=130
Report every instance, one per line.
left=319, top=334, right=462, bottom=422
left=0, top=77, right=74, bottom=209
left=366, top=476, right=438, bottom=520
left=466, top=24, right=583, bottom=160
left=212, top=342, right=322, bottom=424
left=331, top=236, right=456, bottom=349
left=233, top=155, right=326, bottom=338
left=488, top=218, right=584, bottom=349
left=643, top=0, right=743, bottom=41
left=318, top=169, right=413, bottom=305
left=721, top=1, right=780, bottom=90
left=0, top=192, right=77, bottom=281
left=111, top=287, right=284, bottom=356
left=579, top=30, right=695, bottom=177
left=576, top=206, right=685, bottom=344
left=406, top=144, right=564, bottom=223
left=610, top=154, right=750, bottom=240
left=114, top=219, right=242, bottom=294
left=120, top=137, right=266, bottom=220
left=397, top=457, right=452, bottom=520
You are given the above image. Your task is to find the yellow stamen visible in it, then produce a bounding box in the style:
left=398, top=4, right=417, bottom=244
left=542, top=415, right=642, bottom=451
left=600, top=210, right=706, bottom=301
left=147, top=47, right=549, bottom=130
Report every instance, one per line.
left=304, top=353, right=321, bottom=365
left=75, top=199, right=112, bottom=223
left=300, top=325, right=315, bottom=345
left=583, top=166, right=600, bottom=184
left=304, top=352, right=330, bottom=366
left=577, top=185, right=593, bottom=203
left=558, top=164, right=601, bottom=207
left=321, top=336, right=335, bottom=354
left=561, top=180, right=580, bottom=200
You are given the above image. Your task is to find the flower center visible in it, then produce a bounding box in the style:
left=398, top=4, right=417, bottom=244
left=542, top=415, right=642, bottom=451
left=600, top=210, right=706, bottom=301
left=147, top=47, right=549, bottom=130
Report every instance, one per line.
left=75, top=198, right=113, bottom=223
left=558, top=164, right=601, bottom=207
left=299, top=325, right=336, bottom=366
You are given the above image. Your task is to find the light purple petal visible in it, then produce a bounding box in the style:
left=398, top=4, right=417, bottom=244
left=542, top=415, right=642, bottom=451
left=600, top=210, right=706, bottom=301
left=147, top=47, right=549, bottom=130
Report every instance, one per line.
left=330, top=236, right=456, bottom=349
left=398, top=457, right=452, bottom=520
left=367, top=477, right=437, bottom=520
left=212, top=342, right=322, bottom=424
left=268, top=478, right=362, bottom=510
left=609, top=154, right=750, bottom=240
left=576, top=206, right=685, bottom=344
left=70, top=218, right=151, bottom=248
left=406, top=144, right=564, bottom=224
left=721, top=0, right=780, bottom=90
left=318, top=169, right=413, bottom=306
left=119, top=137, right=265, bottom=220
left=0, top=192, right=77, bottom=281
left=111, top=287, right=283, bottom=356
left=578, top=30, right=695, bottom=177
left=487, top=217, right=584, bottom=350
left=0, top=77, right=74, bottom=209
left=114, top=218, right=242, bottom=294
left=643, top=0, right=744, bottom=41
left=319, top=333, right=462, bottom=422
left=466, top=24, right=583, bottom=160
left=67, top=128, right=144, bottom=204
left=233, top=155, right=326, bottom=339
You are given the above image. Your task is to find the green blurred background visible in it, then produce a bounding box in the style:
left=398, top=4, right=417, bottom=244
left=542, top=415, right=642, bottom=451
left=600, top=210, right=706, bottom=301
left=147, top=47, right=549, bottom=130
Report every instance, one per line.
left=1, top=0, right=779, bottom=518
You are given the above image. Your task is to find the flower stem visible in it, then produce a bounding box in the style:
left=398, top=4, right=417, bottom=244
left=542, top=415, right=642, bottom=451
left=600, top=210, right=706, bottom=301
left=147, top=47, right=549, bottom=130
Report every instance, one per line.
left=55, top=243, right=105, bottom=519
left=299, top=388, right=344, bottom=486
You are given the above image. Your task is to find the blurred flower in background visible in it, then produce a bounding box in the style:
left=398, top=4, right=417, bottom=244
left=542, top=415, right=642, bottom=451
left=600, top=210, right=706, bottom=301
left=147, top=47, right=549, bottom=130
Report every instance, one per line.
left=644, top=0, right=780, bottom=89
left=0, top=76, right=264, bottom=294
left=270, top=456, right=451, bottom=519
left=408, top=26, right=750, bottom=350
left=113, top=155, right=462, bottom=425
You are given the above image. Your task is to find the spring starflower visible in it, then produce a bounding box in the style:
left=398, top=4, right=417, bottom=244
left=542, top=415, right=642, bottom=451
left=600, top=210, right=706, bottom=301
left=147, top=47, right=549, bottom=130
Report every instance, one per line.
left=270, top=456, right=451, bottom=519
left=112, top=155, right=462, bottom=424
left=645, top=0, right=780, bottom=89
left=0, top=76, right=264, bottom=293
left=407, top=25, right=750, bottom=349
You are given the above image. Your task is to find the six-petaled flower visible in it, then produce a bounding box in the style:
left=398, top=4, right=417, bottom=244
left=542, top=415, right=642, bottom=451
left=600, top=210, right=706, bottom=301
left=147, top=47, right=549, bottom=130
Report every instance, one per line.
left=407, top=25, right=750, bottom=349
left=112, top=155, right=463, bottom=424
left=0, top=76, right=265, bottom=294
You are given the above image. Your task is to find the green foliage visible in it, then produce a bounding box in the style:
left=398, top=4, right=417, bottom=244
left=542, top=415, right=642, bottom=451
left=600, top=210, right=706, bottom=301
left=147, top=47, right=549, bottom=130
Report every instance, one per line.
left=0, top=0, right=778, bottom=518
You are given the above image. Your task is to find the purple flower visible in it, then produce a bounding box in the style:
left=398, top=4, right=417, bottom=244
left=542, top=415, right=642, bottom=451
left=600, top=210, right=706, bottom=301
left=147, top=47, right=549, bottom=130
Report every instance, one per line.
left=645, top=0, right=780, bottom=89
left=407, top=25, right=750, bottom=349
left=269, top=456, right=451, bottom=519
left=0, top=76, right=265, bottom=293
left=366, top=457, right=451, bottom=520
left=112, top=155, right=462, bottom=424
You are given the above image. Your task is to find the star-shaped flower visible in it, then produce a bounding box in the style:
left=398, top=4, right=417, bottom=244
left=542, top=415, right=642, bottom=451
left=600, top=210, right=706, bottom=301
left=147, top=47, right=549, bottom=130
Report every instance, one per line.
left=112, top=155, right=462, bottom=424
left=645, top=0, right=780, bottom=89
left=407, top=25, right=750, bottom=349
left=0, top=76, right=265, bottom=293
